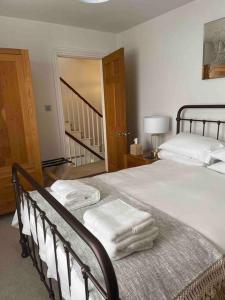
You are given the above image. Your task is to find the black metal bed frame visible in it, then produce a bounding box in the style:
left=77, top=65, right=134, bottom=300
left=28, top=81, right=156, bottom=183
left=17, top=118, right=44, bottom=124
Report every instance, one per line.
left=176, top=104, right=225, bottom=138
left=12, top=164, right=119, bottom=300
left=13, top=104, right=225, bottom=300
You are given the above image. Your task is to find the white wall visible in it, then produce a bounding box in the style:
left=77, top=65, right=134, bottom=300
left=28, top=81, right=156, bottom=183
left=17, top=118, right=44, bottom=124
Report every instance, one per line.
left=0, top=16, right=116, bottom=160
left=58, top=57, right=103, bottom=113
left=118, top=0, right=225, bottom=148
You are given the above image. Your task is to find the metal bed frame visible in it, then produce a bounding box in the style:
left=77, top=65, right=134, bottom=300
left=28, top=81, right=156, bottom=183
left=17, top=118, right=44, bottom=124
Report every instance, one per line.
left=176, top=104, right=225, bottom=138
left=12, top=164, right=119, bottom=300
left=13, top=104, right=225, bottom=300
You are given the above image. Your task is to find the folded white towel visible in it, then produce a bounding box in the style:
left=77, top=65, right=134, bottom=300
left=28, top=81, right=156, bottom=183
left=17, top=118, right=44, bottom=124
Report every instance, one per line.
left=83, top=199, right=153, bottom=243
left=86, top=223, right=158, bottom=251
left=50, top=180, right=100, bottom=209
left=86, top=223, right=158, bottom=260
left=51, top=180, right=100, bottom=201
left=106, top=238, right=154, bottom=261
left=50, top=191, right=100, bottom=210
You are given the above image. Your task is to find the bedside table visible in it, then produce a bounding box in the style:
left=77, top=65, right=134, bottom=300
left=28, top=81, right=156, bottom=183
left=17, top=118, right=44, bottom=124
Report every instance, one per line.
left=124, top=154, right=158, bottom=169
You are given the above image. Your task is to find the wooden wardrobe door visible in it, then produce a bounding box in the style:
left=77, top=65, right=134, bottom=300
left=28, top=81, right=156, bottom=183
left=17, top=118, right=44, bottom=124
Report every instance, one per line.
left=102, top=48, right=128, bottom=172
left=0, top=49, right=42, bottom=215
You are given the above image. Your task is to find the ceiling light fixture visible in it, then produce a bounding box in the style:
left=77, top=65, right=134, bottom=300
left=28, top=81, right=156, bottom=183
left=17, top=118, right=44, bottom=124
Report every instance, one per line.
left=80, top=0, right=110, bottom=3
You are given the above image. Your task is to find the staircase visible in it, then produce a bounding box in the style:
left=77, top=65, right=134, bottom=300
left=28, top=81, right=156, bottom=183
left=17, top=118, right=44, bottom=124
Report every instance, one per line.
left=60, top=77, right=105, bottom=167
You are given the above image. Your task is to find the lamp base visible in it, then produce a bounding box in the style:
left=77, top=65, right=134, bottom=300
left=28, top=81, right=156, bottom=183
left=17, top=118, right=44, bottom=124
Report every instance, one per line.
left=144, top=151, right=158, bottom=160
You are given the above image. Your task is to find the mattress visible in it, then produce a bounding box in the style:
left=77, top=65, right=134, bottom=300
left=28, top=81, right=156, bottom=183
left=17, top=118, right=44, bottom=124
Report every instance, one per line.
left=97, top=159, right=225, bottom=252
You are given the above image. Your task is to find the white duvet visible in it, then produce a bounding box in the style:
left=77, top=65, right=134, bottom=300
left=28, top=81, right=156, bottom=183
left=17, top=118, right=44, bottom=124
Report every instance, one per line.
left=97, top=160, right=225, bottom=252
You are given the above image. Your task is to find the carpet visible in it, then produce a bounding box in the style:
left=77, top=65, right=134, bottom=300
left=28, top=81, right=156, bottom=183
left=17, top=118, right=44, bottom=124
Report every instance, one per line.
left=0, top=214, right=48, bottom=300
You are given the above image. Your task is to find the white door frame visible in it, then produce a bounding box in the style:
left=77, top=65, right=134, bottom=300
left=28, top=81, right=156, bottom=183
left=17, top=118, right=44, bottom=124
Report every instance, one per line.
left=52, top=47, right=108, bottom=169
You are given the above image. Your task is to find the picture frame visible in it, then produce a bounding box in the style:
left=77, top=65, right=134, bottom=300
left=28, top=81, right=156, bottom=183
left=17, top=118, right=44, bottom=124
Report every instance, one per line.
left=203, top=17, right=225, bottom=80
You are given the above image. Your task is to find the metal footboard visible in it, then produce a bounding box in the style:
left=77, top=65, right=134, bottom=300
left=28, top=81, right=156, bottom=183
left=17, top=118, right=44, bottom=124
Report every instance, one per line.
left=12, top=163, right=119, bottom=300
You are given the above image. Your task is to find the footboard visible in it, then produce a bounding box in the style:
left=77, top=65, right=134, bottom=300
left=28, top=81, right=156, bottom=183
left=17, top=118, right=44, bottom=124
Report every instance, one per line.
left=12, top=163, right=119, bottom=300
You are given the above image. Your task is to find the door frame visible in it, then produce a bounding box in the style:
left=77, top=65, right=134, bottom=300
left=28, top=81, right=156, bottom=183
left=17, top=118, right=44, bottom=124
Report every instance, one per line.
left=52, top=47, right=109, bottom=170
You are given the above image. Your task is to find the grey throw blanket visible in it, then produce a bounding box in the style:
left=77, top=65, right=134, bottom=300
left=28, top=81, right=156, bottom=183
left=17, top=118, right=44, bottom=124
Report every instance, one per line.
left=29, top=177, right=224, bottom=300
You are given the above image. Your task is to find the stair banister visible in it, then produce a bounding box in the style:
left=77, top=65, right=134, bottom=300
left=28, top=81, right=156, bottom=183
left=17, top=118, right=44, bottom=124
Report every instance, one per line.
left=60, top=77, right=105, bottom=168
left=65, top=131, right=104, bottom=161
left=60, top=77, right=103, bottom=118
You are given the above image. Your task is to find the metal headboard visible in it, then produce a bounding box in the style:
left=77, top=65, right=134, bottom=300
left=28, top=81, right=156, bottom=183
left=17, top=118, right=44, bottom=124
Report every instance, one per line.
left=176, top=105, right=225, bottom=139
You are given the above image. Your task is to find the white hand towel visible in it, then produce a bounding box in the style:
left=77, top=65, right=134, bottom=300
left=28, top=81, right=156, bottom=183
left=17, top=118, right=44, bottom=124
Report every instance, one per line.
left=51, top=180, right=100, bottom=200
left=115, top=226, right=159, bottom=251
left=50, top=180, right=100, bottom=209
left=86, top=223, right=158, bottom=261
left=50, top=191, right=100, bottom=211
left=83, top=199, right=153, bottom=242
left=86, top=223, right=158, bottom=250
left=132, top=218, right=155, bottom=234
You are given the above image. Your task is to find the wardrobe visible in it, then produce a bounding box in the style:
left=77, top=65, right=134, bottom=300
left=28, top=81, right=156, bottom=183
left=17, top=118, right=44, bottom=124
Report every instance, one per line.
left=0, top=48, right=42, bottom=215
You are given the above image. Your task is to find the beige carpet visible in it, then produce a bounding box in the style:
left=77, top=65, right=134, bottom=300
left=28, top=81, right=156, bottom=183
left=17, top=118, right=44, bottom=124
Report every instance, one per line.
left=0, top=214, right=48, bottom=300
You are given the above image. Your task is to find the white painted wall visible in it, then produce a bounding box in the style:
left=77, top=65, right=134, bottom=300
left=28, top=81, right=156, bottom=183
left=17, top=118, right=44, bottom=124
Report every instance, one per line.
left=0, top=16, right=116, bottom=160
left=117, top=0, right=225, bottom=149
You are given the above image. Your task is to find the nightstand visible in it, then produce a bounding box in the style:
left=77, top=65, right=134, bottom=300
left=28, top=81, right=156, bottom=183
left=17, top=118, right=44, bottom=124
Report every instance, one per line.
left=124, top=153, right=158, bottom=169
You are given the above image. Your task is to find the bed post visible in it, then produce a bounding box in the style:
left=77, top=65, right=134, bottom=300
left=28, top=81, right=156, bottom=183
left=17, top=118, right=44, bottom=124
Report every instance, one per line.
left=176, top=105, right=186, bottom=134
left=12, top=165, right=29, bottom=258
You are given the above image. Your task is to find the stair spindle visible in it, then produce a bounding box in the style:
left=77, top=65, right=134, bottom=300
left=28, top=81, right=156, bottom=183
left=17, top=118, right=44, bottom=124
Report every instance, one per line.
left=72, top=94, right=76, bottom=131
left=82, top=102, right=86, bottom=139
left=96, top=115, right=100, bottom=147
left=77, top=96, right=81, bottom=132
left=87, top=106, right=91, bottom=141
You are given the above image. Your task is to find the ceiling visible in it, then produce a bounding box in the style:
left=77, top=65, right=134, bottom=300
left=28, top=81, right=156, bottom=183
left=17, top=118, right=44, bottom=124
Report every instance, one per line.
left=0, top=0, right=195, bottom=33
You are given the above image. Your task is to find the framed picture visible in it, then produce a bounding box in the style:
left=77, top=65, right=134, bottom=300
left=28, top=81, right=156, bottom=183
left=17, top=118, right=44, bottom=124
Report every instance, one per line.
left=203, top=17, right=225, bottom=80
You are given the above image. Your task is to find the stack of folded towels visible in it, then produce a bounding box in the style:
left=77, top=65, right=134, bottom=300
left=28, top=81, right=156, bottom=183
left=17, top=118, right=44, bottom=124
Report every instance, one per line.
left=50, top=180, right=101, bottom=210
left=83, top=199, right=159, bottom=260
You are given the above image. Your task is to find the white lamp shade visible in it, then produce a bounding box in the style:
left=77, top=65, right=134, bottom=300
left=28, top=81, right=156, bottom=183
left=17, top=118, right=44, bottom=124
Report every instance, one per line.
left=144, top=116, right=169, bottom=134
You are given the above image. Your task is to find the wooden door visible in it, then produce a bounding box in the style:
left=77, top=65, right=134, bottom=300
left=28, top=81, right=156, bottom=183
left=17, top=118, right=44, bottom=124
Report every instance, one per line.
left=0, top=49, right=42, bottom=215
left=102, top=48, right=128, bottom=172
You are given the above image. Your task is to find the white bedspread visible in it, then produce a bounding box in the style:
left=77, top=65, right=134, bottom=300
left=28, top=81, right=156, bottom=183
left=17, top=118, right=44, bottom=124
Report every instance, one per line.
left=97, top=160, right=225, bottom=252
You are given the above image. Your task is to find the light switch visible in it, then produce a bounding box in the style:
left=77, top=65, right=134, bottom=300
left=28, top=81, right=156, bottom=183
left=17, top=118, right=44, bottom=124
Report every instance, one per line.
left=45, top=105, right=52, bottom=112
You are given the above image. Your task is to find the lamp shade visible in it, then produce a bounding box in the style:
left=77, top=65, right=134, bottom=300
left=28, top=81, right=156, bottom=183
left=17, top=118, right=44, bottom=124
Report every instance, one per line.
left=144, top=116, right=169, bottom=134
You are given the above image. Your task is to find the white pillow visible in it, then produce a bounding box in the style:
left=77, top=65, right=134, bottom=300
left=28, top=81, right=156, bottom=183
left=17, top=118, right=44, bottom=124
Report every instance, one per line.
left=159, top=133, right=224, bottom=164
left=207, top=161, right=225, bottom=174
left=210, top=148, right=225, bottom=162
left=158, top=150, right=206, bottom=166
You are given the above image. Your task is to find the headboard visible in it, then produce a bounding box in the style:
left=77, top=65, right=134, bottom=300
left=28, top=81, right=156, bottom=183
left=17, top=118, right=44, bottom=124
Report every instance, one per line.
left=176, top=105, right=225, bottom=140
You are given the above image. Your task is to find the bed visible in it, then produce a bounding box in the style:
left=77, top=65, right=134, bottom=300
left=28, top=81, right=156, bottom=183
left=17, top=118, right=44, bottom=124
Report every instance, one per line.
left=12, top=104, right=225, bottom=300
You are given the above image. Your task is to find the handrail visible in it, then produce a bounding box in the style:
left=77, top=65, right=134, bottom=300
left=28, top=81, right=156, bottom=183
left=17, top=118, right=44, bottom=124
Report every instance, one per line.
left=65, top=130, right=104, bottom=160
left=12, top=163, right=119, bottom=300
left=60, top=77, right=103, bottom=118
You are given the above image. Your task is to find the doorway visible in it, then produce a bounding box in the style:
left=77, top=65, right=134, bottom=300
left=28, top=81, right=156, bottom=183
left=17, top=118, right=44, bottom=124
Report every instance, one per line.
left=53, top=56, right=106, bottom=180
left=44, top=48, right=128, bottom=182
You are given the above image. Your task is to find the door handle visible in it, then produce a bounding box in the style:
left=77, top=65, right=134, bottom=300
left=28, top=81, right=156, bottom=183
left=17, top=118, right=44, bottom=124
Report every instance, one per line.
left=122, top=131, right=131, bottom=136
left=115, top=131, right=131, bottom=136
left=115, top=132, right=122, bottom=136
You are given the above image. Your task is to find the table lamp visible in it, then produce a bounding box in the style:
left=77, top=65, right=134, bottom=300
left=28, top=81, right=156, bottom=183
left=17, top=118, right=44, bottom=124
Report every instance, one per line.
left=144, top=116, right=169, bottom=158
